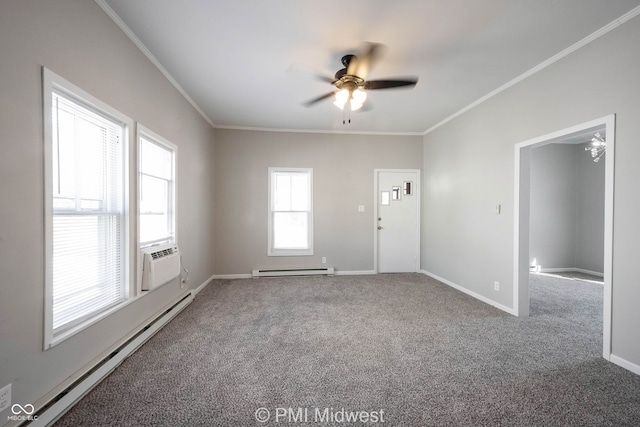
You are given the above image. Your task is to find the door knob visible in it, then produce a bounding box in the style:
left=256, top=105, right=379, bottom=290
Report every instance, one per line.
left=377, top=226, right=383, bottom=230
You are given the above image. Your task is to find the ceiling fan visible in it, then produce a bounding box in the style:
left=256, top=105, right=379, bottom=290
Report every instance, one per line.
left=303, top=43, right=418, bottom=111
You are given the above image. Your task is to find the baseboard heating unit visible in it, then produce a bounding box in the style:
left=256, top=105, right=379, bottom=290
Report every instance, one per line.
left=22, top=292, right=193, bottom=427
left=252, top=267, right=334, bottom=278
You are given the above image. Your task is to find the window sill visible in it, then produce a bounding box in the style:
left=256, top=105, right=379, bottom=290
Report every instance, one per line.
left=267, top=250, right=314, bottom=257
left=46, top=293, right=145, bottom=350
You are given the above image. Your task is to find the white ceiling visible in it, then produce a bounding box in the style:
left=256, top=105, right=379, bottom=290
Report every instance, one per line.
left=100, top=0, right=640, bottom=134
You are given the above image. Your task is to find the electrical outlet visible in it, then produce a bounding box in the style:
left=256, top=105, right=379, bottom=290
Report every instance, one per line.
left=494, top=281, right=500, bottom=291
left=0, top=383, right=11, bottom=413
left=321, top=257, right=327, bottom=264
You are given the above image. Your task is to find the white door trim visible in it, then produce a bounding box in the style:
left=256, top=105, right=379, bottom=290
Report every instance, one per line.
left=373, top=169, right=421, bottom=273
left=513, top=114, right=615, bottom=360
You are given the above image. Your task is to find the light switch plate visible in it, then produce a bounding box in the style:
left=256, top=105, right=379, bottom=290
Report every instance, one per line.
left=358, top=205, right=365, bottom=212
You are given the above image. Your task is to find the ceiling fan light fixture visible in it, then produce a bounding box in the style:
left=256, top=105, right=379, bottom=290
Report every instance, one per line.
left=350, top=88, right=366, bottom=110
left=333, top=89, right=349, bottom=110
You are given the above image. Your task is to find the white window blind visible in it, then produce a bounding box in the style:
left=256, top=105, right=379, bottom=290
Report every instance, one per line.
left=268, top=168, right=313, bottom=256
left=139, top=130, right=176, bottom=247
left=50, top=91, right=127, bottom=334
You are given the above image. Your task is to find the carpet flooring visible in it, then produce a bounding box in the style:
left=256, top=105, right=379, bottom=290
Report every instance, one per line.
left=55, top=273, right=640, bottom=426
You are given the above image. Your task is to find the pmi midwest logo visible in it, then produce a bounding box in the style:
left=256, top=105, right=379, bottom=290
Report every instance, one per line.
left=255, top=407, right=385, bottom=423
left=8, top=403, right=38, bottom=422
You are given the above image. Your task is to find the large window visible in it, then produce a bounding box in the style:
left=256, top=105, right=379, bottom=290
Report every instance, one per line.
left=44, top=68, right=132, bottom=348
left=138, top=126, right=176, bottom=248
left=268, top=168, right=313, bottom=256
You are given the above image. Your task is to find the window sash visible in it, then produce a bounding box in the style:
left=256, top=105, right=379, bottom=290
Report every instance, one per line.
left=52, top=213, right=124, bottom=332
left=272, top=211, right=310, bottom=250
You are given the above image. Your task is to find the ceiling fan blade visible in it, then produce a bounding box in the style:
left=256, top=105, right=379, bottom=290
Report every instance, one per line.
left=315, top=75, right=336, bottom=84
left=364, top=78, right=418, bottom=90
left=287, top=62, right=335, bottom=83
left=347, top=42, right=384, bottom=80
left=303, top=91, right=336, bottom=107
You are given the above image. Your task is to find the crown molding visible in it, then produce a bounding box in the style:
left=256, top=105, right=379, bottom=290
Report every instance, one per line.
left=423, top=5, right=640, bottom=136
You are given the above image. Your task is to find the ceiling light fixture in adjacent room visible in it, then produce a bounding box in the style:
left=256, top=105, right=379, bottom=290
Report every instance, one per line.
left=585, top=133, right=606, bottom=162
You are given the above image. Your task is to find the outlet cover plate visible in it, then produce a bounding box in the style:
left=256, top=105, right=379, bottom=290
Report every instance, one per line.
left=0, top=383, right=11, bottom=412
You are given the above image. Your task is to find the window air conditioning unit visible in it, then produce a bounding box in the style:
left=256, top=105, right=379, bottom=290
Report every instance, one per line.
left=142, top=244, right=180, bottom=291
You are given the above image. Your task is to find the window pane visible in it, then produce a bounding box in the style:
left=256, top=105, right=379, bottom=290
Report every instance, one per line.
left=290, top=172, right=309, bottom=211
left=274, top=172, right=309, bottom=211
left=274, top=174, right=292, bottom=211
left=52, top=214, right=123, bottom=330
left=140, top=174, right=168, bottom=214
left=140, top=213, right=170, bottom=244
left=273, top=212, right=308, bottom=249
left=138, top=132, right=175, bottom=246
left=77, top=118, right=107, bottom=205
left=140, top=137, right=172, bottom=179
left=53, top=107, right=77, bottom=201
left=53, top=93, right=122, bottom=213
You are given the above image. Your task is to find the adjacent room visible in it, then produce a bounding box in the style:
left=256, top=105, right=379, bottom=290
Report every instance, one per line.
left=1, top=1, right=640, bottom=425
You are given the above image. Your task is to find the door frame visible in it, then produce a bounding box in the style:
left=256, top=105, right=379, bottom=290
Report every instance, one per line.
left=513, top=114, right=615, bottom=360
left=373, top=169, right=421, bottom=273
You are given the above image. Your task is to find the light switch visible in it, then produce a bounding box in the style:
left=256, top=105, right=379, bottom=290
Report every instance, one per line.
left=358, top=205, right=365, bottom=212
left=495, top=204, right=501, bottom=215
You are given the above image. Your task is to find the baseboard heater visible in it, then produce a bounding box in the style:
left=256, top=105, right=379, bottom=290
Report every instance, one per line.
left=23, top=292, right=194, bottom=427
left=252, top=266, right=334, bottom=278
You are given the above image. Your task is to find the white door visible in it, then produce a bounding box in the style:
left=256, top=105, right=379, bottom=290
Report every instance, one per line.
left=376, top=170, right=419, bottom=273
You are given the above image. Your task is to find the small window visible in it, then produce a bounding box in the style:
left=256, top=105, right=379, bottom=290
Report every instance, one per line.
left=138, top=126, right=176, bottom=248
left=268, top=168, right=313, bottom=256
left=43, top=68, right=132, bottom=348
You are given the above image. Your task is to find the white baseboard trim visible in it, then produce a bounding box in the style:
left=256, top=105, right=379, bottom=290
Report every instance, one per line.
left=538, top=267, right=604, bottom=277
left=211, top=273, right=253, bottom=279
left=335, top=270, right=376, bottom=276
left=610, top=353, right=640, bottom=376
left=193, top=273, right=216, bottom=295
left=419, top=270, right=517, bottom=316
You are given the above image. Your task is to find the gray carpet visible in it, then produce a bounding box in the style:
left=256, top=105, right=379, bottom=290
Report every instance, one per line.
left=55, top=273, right=640, bottom=426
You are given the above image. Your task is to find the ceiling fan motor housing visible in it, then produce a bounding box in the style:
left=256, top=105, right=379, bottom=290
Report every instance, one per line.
left=334, top=54, right=357, bottom=81
left=335, top=77, right=362, bottom=93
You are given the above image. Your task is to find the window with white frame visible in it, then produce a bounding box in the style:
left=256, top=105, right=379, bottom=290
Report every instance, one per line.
left=138, top=126, right=176, bottom=248
left=268, top=168, right=313, bottom=256
left=43, top=68, right=131, bottom=348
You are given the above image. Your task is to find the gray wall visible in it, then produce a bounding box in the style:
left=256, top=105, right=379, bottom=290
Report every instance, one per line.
left=422, top=14, right=640, bottom=366
left=530, top=143, right=605, bottom=273
left=213, top=129, right=422, bottom=275
left=574, top=143, right=606, bottom=273
left=0, top=0, right=215, bottom=413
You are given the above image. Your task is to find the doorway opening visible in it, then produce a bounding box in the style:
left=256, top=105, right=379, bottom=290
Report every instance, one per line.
left=513, top=115, right=614, bottom=360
